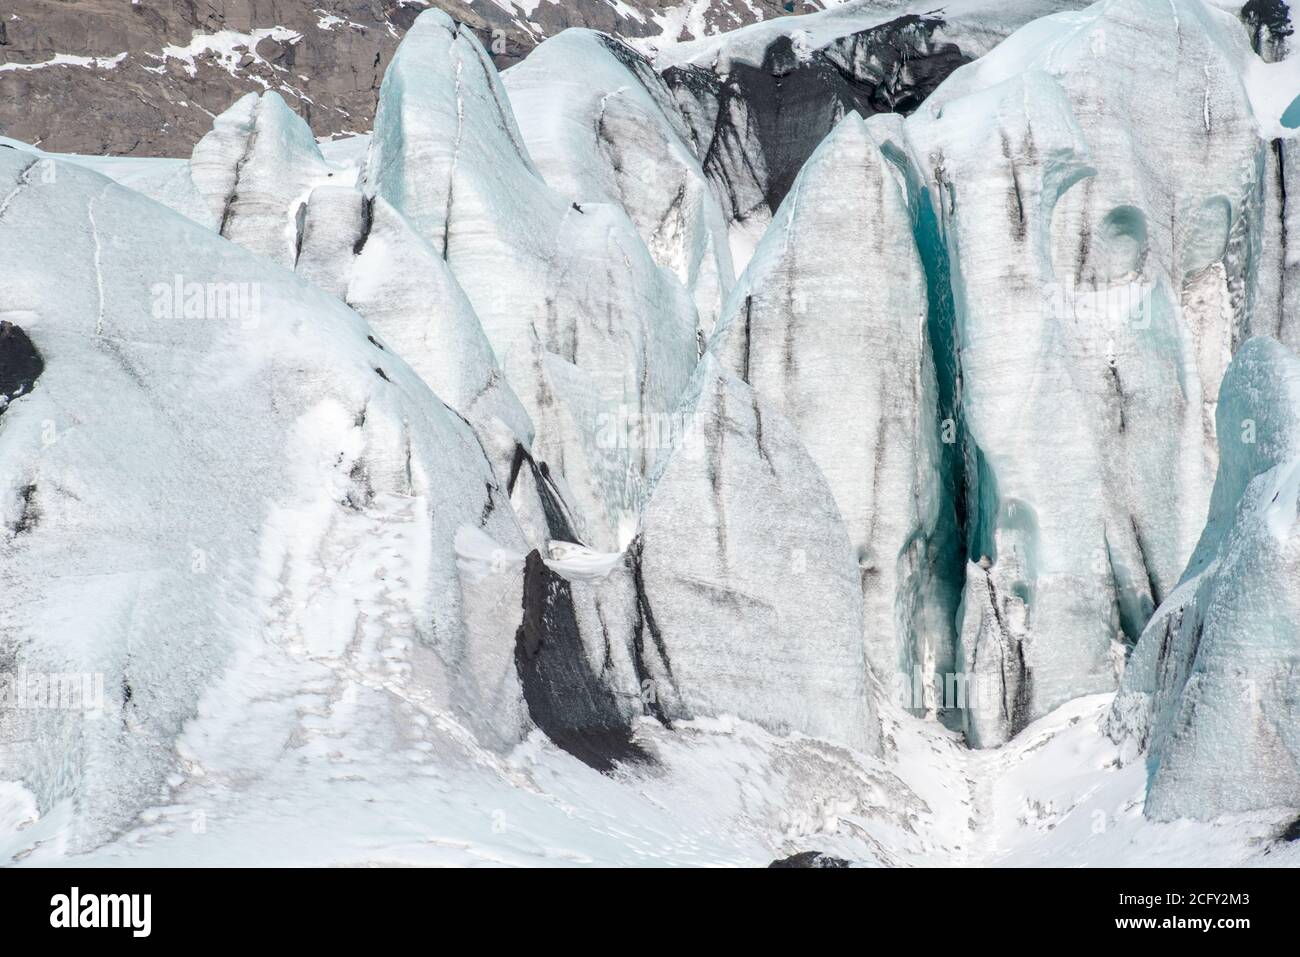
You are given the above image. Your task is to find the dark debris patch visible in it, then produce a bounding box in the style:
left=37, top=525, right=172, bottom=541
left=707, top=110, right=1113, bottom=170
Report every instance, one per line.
left=768, top=851, right=852, bottom=868
left=11, top=483, right=38, bottom=536
left=514, top=550, right=650, bottom=774
left=0, top=321, right=43, bottom=416
left=664, top=15, right=971, bottom=215
left=1243, top=0, right=1294, bottom=44
left=1279, top=816, right=1300, bottom=842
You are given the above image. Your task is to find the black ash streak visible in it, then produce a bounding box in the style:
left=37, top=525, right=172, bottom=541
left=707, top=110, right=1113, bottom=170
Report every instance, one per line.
left=513, top=550, right=649, bottom=773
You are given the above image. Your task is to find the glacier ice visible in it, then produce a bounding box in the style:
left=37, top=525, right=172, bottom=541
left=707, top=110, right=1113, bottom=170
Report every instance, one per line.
left=366, top=10, right=700, bottom=549
left=877, top=0, right=1294, bottom=746
left=189, top=91, right=335, bottom=266
left=632, top=355, right=879, bottom=753
left=1108, top=336, right=1300, bottom=820
left=451, top=352, right=882, bottom=756
left=0, top=148, right=529, bottom=848
left=898, top=69, right=1119, bottom=746
left=296, top=186, right=534, bottom=452
left=709, top=112, right=960, bottom=697
left=503, top=29, right=735, bottom=335
left=653, top=1, right=1089, bottom=268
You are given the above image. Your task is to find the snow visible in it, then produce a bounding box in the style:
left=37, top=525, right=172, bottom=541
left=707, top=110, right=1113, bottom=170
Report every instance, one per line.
left=148, top=27, right=303, bottom=83
left=0, top=147, right=524, bottom=851
left=0, top=135, right=184, bottom=182
left=0, top=52, right=127, bottom=73
left=1244, top=50, right=1300, bottom=138
left=7, top=685, right=1296, bottom=866
left=455, top=525, right=526, bottom=585
left=489, top=0, right=547, bottom=16
left=314, top=10, right=366, bottom=32
left=542, top=541, right=625, bottom=581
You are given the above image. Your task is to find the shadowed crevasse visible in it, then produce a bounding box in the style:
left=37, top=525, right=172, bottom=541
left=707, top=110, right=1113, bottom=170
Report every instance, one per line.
left=506, top=443, right=584, bottom=545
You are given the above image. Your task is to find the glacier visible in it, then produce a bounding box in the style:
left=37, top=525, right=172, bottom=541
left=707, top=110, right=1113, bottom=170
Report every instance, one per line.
left=0, top=147, right=529, bottom=848
left=708, top=112, right=960, bottom=697
left=2, top=0, right=1300, bottom=867
left=502, top=29, right=736, bottom=335
left=1108, top=336, right=1300, bottom=820
left=877, top=0, right=1294, bottom=747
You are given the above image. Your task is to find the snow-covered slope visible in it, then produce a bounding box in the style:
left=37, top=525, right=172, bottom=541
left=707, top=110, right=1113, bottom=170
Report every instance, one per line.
left=0, top=147, right=528, bottom=850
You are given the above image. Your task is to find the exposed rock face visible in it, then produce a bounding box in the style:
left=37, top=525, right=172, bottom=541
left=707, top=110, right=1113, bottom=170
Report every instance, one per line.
left=0, top=0, right=839, bottom=157
left=768, top=850, right=852, bottom=867
left=1, top=0, right=406, bottom=156
left=663, top=14, right=971, bottom=225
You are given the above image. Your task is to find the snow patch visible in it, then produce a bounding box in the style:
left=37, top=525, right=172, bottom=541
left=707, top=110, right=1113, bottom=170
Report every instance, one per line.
left=146, top=27, right=303, bottom=85
left=0, top=52, right=127, bottom=73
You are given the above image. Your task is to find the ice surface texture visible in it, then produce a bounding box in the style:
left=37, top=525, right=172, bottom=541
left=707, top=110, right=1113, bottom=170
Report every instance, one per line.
left=0, top=148, right=526, bottom=848
left=1109, top=337, right=1300, bottom=819
left=875, top=0, right=1297, bottom=746
left=710, top=114, right=959, bottom=694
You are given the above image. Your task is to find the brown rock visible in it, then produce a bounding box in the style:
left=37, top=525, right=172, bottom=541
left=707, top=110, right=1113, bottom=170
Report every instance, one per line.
left=0, top=0, right=829, bottom=156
